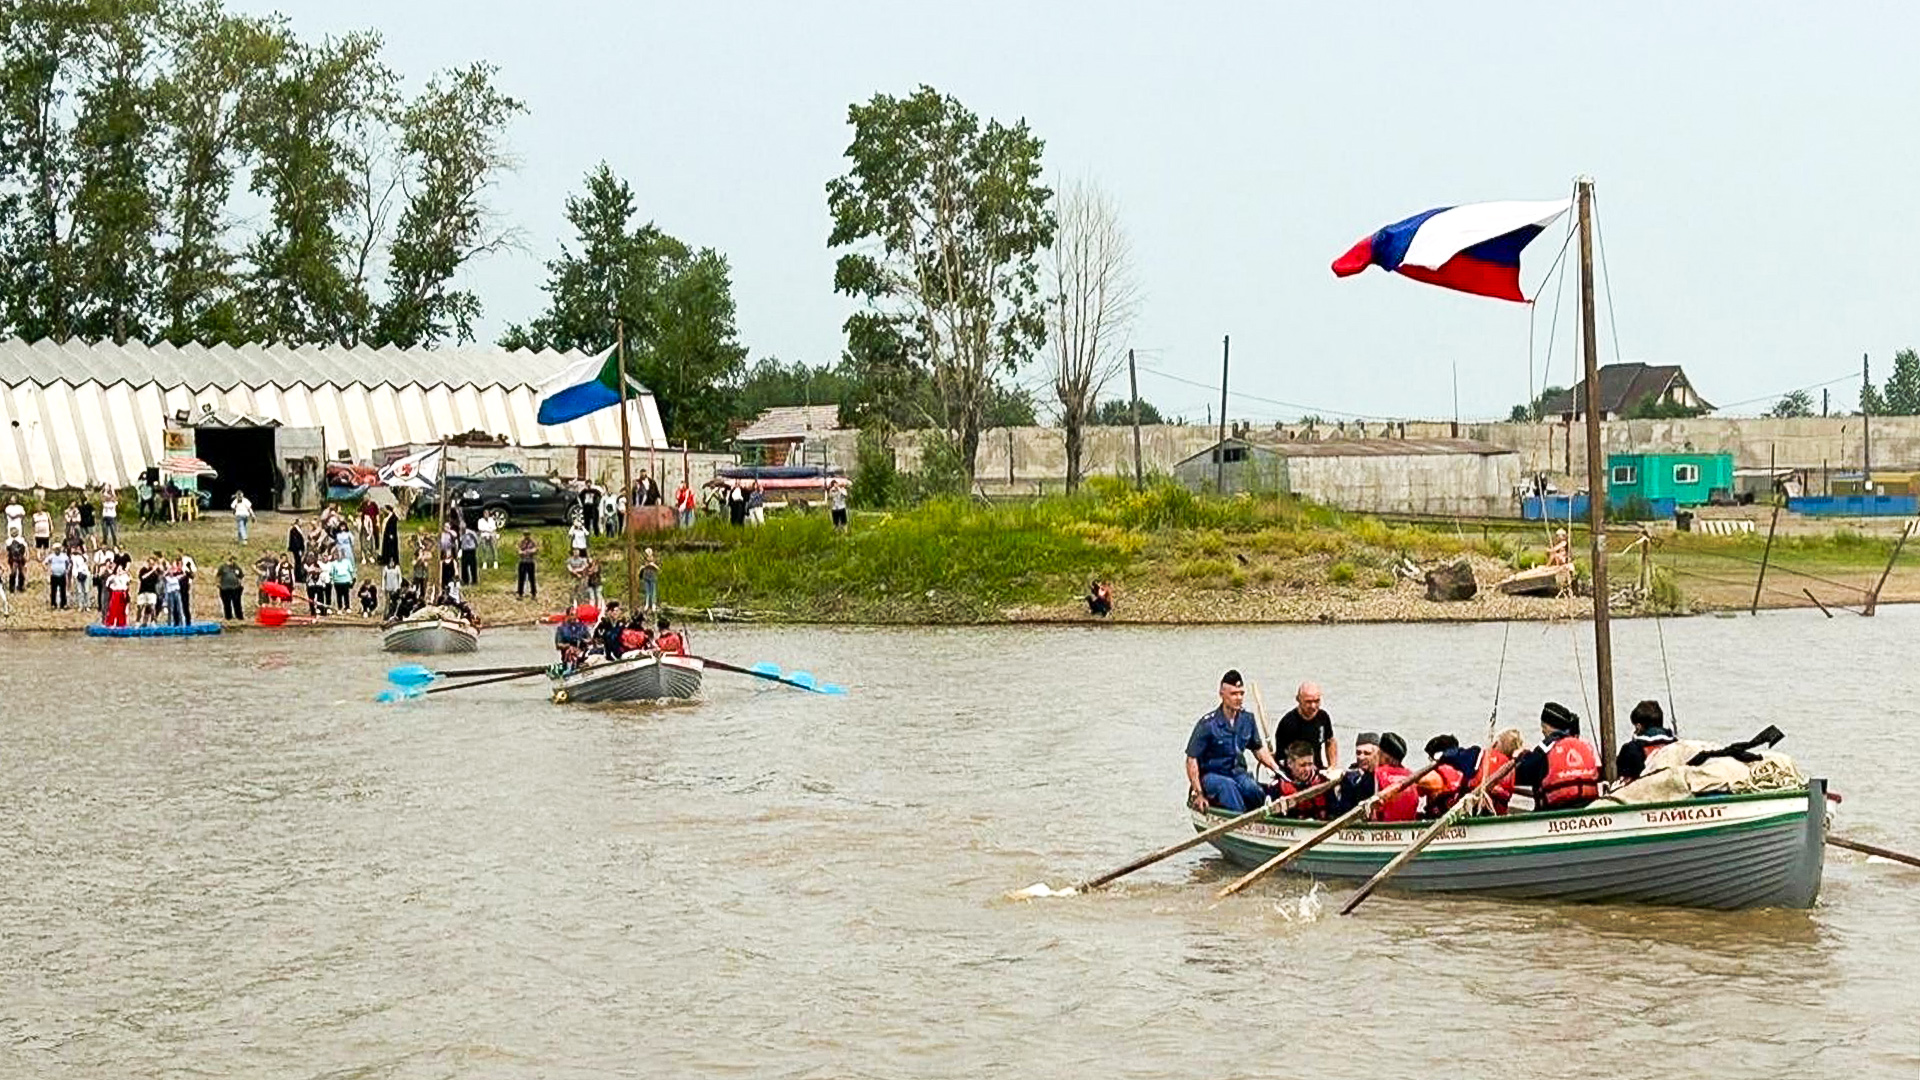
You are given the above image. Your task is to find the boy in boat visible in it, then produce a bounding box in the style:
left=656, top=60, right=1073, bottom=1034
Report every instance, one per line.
left=1463, top=729, right=1524, bottom=815
left=1615, top=699, right=1678, bottom=782
left=654, top=616, right=687, bottom=656
left=1415, top=734, right=1482, bottom=818
left=1333, top=732, right=1419, bottom=822
left=1514, top=702, right=1602, bottom=811
left=1185, top=670, right=1282, bottom=813
left=1264, top=742, right=1331, bottom=819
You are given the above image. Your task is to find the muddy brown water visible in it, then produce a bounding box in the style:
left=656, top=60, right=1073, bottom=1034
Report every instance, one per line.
left=3, top=612, right=1915, bottom=1078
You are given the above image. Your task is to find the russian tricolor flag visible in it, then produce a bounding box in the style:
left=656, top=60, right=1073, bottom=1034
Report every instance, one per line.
left=1331, top=199, right=1570, bottom=302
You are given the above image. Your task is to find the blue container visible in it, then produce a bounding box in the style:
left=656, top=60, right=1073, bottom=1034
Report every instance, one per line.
left=85, top=622, right=224, bottom=638
left=1787, top=495, right=1919, bottom=517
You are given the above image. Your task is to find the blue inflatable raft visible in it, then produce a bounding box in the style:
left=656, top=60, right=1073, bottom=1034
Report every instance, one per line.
left=85, top=622, right=224, bottom=638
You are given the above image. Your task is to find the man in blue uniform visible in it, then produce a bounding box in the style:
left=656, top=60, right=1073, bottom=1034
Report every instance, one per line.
left=1185, top=669, right=1283, bottom=812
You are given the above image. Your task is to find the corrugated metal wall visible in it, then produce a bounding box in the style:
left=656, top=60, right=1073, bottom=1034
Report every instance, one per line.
left=0, top=379, right=667, bottom=490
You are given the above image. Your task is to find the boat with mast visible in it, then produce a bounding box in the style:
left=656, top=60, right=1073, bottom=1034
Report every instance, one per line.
left=1191, top=178, right=1825, bottom=909
left=548, top=321, right=704, bottom=704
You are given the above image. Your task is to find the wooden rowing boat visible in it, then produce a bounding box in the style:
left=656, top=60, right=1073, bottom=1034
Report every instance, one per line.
left=1495, top=563, right=1571, bottom=597
left=1192, top=781, right=1827, bottom=909
left=549, top=652, right=704, bottom=704
left=380, top=614, right=479, bottom=654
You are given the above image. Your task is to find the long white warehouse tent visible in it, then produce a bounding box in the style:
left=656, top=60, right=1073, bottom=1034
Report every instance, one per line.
left=0, top=338, right=669, bottom=491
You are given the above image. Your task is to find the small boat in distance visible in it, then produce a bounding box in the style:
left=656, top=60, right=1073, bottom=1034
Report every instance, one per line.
left=1495, top=563, right=1571, bottom=597
left=381, top=609, right=479, bottom=654
left=549, top=652, right=703, bottom=704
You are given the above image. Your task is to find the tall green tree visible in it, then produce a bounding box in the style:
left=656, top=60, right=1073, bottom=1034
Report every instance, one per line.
left=373, top=61, right=524, bottom=346
left=237, top=30, right=391, bottom=344
left=501, top=163, right=747, bottom=447
left=1880, top=348, right=1920, bottom=416
left=67, top=1, right=161, bottom=343
left=0, top=0, right=102, bottom=340
left=151, top=0, right=288, bottom=344
left=826, top=85, right=1055, bottom=483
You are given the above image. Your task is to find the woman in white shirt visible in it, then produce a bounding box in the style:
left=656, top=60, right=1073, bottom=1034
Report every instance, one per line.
left=477, top=510, right=500, bottom=569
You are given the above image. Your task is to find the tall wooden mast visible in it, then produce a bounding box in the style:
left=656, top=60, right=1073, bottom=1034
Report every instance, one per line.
left=1575, top=176, right=1618, bottom=779
left=615, top=321, right=637, bottom=610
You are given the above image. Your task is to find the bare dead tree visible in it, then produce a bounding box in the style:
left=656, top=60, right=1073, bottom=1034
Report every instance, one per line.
left=1046, top=178, right=1138, bottom=492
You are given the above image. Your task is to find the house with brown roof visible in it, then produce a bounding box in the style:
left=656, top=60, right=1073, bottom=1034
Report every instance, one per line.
left=733, top=404, right=844, bottom=466
left=1542, top=362, right=1713, bottom=420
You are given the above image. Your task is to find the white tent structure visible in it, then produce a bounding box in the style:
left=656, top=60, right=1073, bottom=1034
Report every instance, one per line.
left=0, top=338, right=669, bottom=491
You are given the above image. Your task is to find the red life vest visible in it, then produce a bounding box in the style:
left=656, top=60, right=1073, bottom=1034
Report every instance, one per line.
left=1541, top=736, right=1602, bottom=808
left=621, top=628, right=651, bottom=651
left=1425, top=763, right=1465, bottom=816
left=656, top=630, right=685, bottom=656
left=1275, top=773, right=1329, bottom=819
left=1371, top=764, right=1419, bottom=822
left=1469, top=748, right=1516, bottom=814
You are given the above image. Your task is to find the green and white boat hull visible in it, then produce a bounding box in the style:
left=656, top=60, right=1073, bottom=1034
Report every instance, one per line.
left=1194, top=780, right=1826, bottom=910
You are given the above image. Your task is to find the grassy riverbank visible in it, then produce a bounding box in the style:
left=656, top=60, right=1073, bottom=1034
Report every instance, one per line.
left=7, top=483, right=1920, bottom=630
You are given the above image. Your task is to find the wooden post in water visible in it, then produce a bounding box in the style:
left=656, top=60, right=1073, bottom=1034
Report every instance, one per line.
left=1574, top=176, right=1618, bottom=779
left=1752, top=499, right=1781, bottom=615
left=1128, top=348, right=1144, bottom=492
left=1864, top=520, right=1912, bottom=616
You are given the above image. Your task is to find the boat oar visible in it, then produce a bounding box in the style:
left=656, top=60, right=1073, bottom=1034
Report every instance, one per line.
left=1338, top=757, right=1521, bottom=915
left=698, top=656, right=847, bottom=695
left=375, top=666, right=550, bottom=701
left=421, top=668, right=550, bottom=695
left=387, top=662, right=546, bottom=687
left=1827, top=835, right=1920, bottom=871
left=1216, top=762, right=1439, bottom=899
left=1077, top=776, right=1343, bottom=892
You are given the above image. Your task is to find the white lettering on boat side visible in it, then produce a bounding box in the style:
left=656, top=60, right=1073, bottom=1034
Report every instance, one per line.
left=1641, top=805, right=1727, bottom=825
left=1545, top=815, right=1615, bottom=834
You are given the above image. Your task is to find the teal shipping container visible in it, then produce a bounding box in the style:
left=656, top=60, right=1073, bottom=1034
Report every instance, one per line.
left=1606, top=452, right=1733, bottom=506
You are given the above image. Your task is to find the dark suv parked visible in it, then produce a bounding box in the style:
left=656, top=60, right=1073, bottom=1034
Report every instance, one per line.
left=415, top=475, right=574, bottom=526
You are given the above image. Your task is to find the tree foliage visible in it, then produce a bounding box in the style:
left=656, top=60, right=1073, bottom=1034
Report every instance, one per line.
left=1507, top=385, right=1566, bottom=422
left=1623, top=397, right=1708, bottom=420
left=0, top=0, right=522, bottom=347
left=1092, top=396, right=1164, bottom=426
left=826, top=85, right=1055, bottom=482
left=1767, top=389, right=1814, bottom=418
left=1879, top=348, right=1920, bottom=416
left=501, top=163, right=747, bottom=448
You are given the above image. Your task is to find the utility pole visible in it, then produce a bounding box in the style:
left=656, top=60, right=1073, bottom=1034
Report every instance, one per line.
left=1451, top=361, right=1460, bottom=438
left=1215, top=335, right=1230, bottom=492
left=1127, top=348, right=1144, bottom=492
left=1862, top=352, right=1873, bottom=497
left=1822, top=388, right=1829, bottom=418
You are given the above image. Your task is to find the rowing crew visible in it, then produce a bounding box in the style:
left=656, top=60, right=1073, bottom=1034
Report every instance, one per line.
left=553, top=602, right=688, bottom=671
left=1185, top=669, right=1614, bottom=823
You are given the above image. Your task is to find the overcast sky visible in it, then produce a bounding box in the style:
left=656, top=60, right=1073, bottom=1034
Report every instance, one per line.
left=228, top=0, right=1919, bottom=422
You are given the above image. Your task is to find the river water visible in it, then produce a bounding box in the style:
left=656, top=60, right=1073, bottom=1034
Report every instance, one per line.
left=3, top=610, right=1915, bottom=1078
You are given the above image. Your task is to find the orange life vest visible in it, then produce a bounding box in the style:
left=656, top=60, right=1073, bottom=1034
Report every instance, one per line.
left=1423, top=763, right=1465, bottom=816
left=1371, top=764, right=1419, bottom=822
left=1541, top=736, right=1602, bottom=808
left=1274, top=773, right=1330, bottom=819
left=1469, top=748, right=1516, bottom=814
